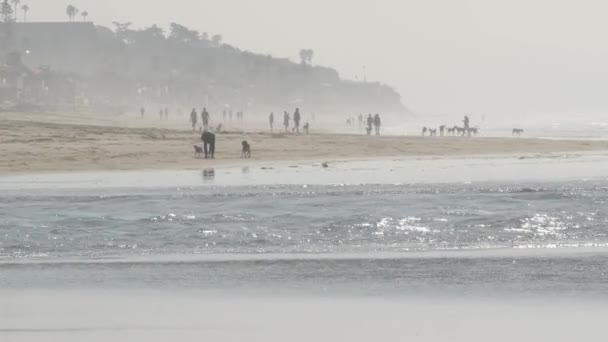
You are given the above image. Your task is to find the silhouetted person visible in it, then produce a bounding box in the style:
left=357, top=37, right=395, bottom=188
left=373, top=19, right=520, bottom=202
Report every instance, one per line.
left=202, top=108, right=210, bottom=129
left=269, top=112, right=274, bottom=131
left=463, top=115, right=470, bottom=136
left=293, top=108, right=301, bottom=133
left=358, top=114, right=363, bottom=128
left=229, top=109, right=233, bottom=121
left=366, top=114, right=373, bottom=135
left=190, top=108, right=198, bottom=131
left=159, top=109, right=164, bottom=120
left=201, top=130, right=216, bottom=159
left=164, top=108, right=169, bottom=120
left=374, top=114, right=381, bottom=135
left=140, top=107, right=145, bottom=119
left=223, top=109, right=227, bottom=122
left=283, top=111, right=290, bottom=132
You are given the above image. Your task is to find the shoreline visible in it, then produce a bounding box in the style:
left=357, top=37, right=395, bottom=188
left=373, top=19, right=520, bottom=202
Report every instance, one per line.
left=4, top=245, right=608, bottom=265
left=2, top=153, right=608, bottom=190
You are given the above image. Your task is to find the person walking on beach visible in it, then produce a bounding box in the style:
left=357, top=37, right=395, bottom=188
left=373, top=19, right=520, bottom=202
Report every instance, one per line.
left=201, top=129, right=216, bottom=159
left=366, top=114, right=373, bottom=135
left=293, top=108, right=301, bottom=133
left=223, top=109, right=227, bottom=122
left=374, top=114, right=381, bottom=135
left=140, top=107, right=145, bottom=119
left=269, top=112, right=274, bottom=131
left=190, top=108, right=198, bottom=131
left=201, top=108, right=210, bottom=129
left=283, top=111, right=291, bottom=132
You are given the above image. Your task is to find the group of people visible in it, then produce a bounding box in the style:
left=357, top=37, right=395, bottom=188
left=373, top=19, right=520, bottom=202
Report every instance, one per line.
left=269, top=108, right=310, bottom=134
left=364, top=114, right=382, bottom=135
left=347, top=113, right=382, bottom=135
left=190, top=108, right=212, bottom=131
left=223, top=109, right=245, bottom=122
left=139, top=107, right=178, bottom=120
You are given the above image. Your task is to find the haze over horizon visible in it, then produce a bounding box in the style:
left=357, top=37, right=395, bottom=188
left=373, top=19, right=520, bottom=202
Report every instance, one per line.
left=20, top=0, right=608, bottom=118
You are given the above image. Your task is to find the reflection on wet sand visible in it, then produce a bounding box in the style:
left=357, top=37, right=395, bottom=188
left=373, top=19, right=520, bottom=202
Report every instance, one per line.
left=202, top=169, right=215, bottom=182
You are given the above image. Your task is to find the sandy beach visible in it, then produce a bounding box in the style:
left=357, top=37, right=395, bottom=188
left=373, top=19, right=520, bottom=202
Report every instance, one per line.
left=2, top=111, right=608, bottom=174
left=2, top=291, right=606, bottom=342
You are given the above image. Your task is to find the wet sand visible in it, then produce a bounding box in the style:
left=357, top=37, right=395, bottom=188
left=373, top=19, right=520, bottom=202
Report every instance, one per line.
left=2, top=153, right=608, bottom=190
left=2, top=291, right=606, bottom=342
left=3, top=111, right=608, bottom=174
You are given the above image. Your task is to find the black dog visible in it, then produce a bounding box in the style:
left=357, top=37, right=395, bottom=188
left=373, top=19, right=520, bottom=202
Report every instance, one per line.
left=241, top=140, right=251, bottom=158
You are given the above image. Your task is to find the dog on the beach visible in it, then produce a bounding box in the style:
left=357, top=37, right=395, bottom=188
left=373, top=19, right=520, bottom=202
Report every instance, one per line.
left=241, top=140, right=251, bottom=158
left=194, top=144, right=204, bottom=158
left=512, top=128, right=524, bottom=136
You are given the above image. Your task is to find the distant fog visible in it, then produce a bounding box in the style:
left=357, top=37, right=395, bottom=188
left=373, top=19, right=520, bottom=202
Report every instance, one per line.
left=18, top=0, right=608, bottom=117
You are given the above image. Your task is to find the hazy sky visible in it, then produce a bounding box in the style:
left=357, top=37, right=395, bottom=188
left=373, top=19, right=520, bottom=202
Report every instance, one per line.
left=23, top=0, right=608, bottom=117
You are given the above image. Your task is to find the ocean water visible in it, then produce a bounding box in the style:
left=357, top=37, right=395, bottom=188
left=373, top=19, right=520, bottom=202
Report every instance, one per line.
left=2, top=181, right=608, bottom=298
left=4, top=164, right=608, bottom=341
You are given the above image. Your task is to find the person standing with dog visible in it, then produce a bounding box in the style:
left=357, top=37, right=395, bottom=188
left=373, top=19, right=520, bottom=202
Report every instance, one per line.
left=463, top=115, right=471, bottom=137
left=201, top=129, right=215, bottom=159
left=201, top=108, right=211, bottom=130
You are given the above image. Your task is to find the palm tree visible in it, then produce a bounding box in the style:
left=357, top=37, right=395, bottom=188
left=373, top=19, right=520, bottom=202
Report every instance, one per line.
left=211, top=34, right=222, bottom=46
left=299, top=49, right=314, bottom=65
left=20, top=3, right=28, bottom=22
left=10, top=0, right=18, bottom=21
left=81, top=10, right=88, bottom=21
left=66, top=4, right=78, bottom=22
left=307, top=49, right=315, bottom=65
left=1, top=0, right=13, bottom=23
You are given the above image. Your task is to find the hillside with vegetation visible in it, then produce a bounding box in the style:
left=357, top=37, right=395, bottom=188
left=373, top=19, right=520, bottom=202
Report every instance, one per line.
left=0, top=3, right=406, bottom=116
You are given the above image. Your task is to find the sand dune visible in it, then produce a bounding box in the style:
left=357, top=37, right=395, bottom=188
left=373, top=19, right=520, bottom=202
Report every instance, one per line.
left=2, top=111, right=608, bottom=174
